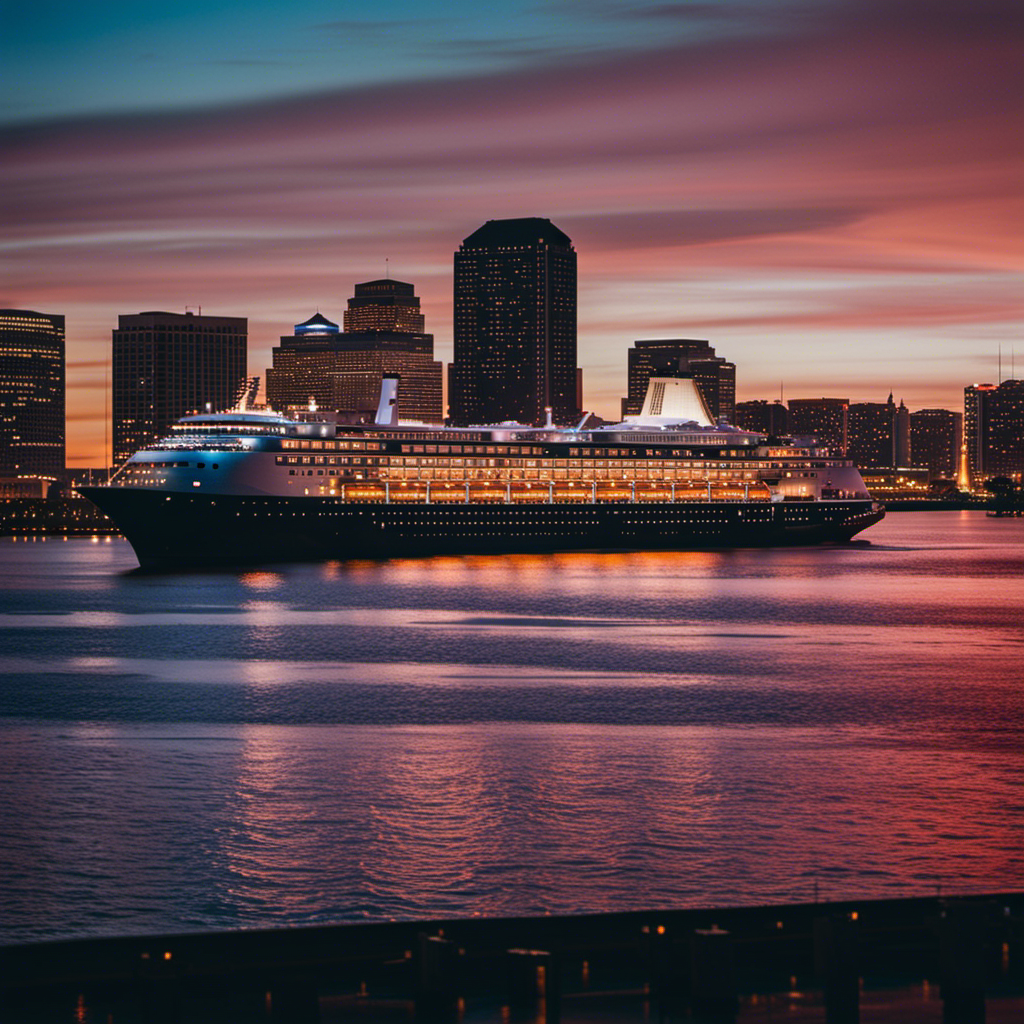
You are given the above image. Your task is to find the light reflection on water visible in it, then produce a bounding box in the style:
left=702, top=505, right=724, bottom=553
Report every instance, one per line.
left=0, top=511, right=1021, bottom=943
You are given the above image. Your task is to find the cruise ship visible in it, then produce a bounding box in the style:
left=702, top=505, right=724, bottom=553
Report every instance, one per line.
left=80, top=377, right=884, bottom=568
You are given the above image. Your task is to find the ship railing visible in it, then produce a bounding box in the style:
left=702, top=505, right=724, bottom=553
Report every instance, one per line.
left=150, top=441, right=248, bottom=452
left=330, top=480, right=773, bottom=505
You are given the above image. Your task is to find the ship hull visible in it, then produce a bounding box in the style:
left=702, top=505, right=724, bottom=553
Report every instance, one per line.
left=80, top=488, right=884, bottom=569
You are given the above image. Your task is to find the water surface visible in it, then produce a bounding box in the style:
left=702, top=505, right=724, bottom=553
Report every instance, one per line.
left=1, top=512, right=1021, bottom=944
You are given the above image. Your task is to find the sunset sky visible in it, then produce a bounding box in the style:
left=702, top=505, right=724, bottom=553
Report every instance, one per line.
left=3, top=0, right=1021, bottom=465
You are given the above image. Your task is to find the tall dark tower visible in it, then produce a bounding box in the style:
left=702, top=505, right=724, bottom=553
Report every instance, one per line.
left=0, top=309, right=65, bottom=477
left=450, top=218, right=577, bottom=426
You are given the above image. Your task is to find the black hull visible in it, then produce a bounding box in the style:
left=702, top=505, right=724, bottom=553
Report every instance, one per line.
left=80, top=488, right=884, bottom=569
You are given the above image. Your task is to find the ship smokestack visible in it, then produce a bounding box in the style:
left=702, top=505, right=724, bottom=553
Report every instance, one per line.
left=375, top=375, right=400, bottom=426
left=545, top=406, right=554, bottom=428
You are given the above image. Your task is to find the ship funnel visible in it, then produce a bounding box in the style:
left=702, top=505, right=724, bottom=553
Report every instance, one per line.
left=545, top=406, right=554, bottom=428
left=375, top=375, right=400, bottom=426
left=235, top=376, right=260, bottom=411
left=628, top=377, right=715, bottom=427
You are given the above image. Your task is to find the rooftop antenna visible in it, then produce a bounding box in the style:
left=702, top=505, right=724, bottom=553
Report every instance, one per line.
left=385, top=257, right=389, bottom=280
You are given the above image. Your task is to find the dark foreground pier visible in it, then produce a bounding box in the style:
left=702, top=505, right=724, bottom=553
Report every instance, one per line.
left=2, top=893, right=1023, bottom=1023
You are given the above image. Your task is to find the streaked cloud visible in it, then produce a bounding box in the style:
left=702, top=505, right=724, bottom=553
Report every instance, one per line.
left=2, top=0, right=1021, bottom=462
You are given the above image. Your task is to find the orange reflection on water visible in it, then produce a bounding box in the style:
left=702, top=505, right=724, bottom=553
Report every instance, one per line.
left=239, top=571, right=284, bottom=591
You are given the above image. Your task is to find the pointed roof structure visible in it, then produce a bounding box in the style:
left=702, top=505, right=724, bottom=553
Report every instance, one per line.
left=294, top=312, right=340, bottom=334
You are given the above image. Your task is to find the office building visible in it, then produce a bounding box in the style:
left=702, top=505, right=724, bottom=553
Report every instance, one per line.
left=787, top=398, right=849, bottom=452
left=622, top=339, right=735, bottom=424
left=847, top=402, right=892, bottom=467
left=266, top=280, right=443, bottom=422
left=0, top=309, right=65, bottom=477
left=112, top=311, right=247, bottom=465
left=343, top=279, right=425, bottom=334
left=846, top=394, right=909, bottom=469
left=734, top=400, right=788, bottom=437
left=964, top=379, right=1024, bottom=487
left=910, top=408, right=962, bottom=481
left=450, top=218, right=578, bottom=427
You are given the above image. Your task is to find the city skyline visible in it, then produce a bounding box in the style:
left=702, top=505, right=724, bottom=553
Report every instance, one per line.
left=3, top=0, right=1021, bottom=464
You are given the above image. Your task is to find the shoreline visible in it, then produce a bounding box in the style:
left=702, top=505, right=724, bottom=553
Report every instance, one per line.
left=3, top=892, right=1022, bottom=1021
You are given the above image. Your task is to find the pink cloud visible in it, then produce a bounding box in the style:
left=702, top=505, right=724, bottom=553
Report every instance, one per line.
left=3, top=0, right=1020, bottom=461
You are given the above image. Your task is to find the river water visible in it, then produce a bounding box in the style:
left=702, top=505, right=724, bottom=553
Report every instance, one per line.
left=0, top=511, right=1021, bottom=944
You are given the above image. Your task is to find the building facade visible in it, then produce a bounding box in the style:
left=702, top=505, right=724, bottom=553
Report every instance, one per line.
left=622, top=339, right=735, bottom=424
left=734, top=400, right=788, bottom=437
left=964, top=380, right=1024, bottom=487
left=847, top=402, right=893, bottom=469
left=787, top=398, right=849, bottom=452
left=266, top=280, right=443, bottom=423
left=0, top=309, right=65, bottom=477
left=846, top=394, right=910, bottom=469
left=112, top=311, right=247, bottom=464
left=450, top=218, right=578, bottom=427
left=343, top=279, right=425, bottom=334
left=910, top=408, right=962, bottom=480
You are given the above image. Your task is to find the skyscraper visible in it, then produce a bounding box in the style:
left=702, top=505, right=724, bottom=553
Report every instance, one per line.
left=847, top=394, right=909, bottom=469
left=910, top=408, right=962, bottom=480
left=964, top=380, right=1024, bottom=487
left=0, top=309, right=65, bottom=477
left=112, top=311, right=247, bottom=464
left=343, top=279, right=425, bottom=334
left=450, top=218, right=578, bottom=427
left=266, top=279, right=443, bottom=423
left=622, top=339, right=735, bottom=423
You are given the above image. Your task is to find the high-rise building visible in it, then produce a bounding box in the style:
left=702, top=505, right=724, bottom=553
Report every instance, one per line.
left=847, top=394, right=909, bottom=469
left=343, top=279, right=426, bottom=334
left=964, top=380, right=1024, bottom=487
left=266, top=279, right=443, bottom=423
left=910, top=408, right=962, bottom=480
left=0, top=309, right=65, bottom=477
left=622, top=339, right=735, bottom=424
left=847, top=402, right=891, bottom=467
left=735, top=399, right=788, bottom=436
left=964, top=384, right=996, bottom=487
left=787, top=398, right=849, bottom=452
left=112, top=311, right=247, bottom=464
left=450, top=218, right=578, bottom=427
